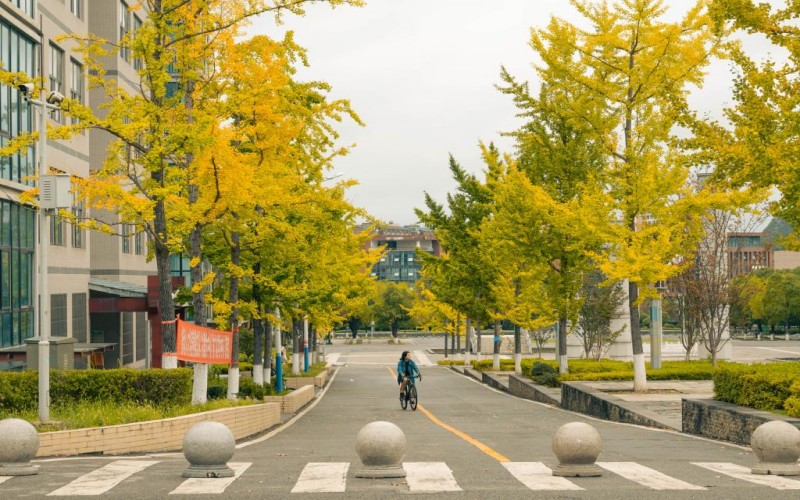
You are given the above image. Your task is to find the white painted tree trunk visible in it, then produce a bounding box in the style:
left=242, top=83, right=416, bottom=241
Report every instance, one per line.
left=192, top=363, right=208, bottom=404
left=227, top=366, right=239, bottom=400
left=514, top=353, right=522, bottom=375
left=293, top=352, right=301, bottom=375
left=633, top=353, right=647, bottom=393
left=492, top=353, right=500, bottom=371
left=253, top=363, right=264, bottom=385
left=559, top=354, right=568, bottom=375
left=162, top=353, right=178, bottom=369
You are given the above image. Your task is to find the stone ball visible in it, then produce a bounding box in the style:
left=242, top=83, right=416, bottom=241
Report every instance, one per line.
left=751, top=421, right=800, bottom=464
left=355, top=421, right=406, bottom=467
left=182, top=422, right=235, bottom=467
left=552, top=422, right=602, bottom=465
left=0, top=418, right=39, bottom=464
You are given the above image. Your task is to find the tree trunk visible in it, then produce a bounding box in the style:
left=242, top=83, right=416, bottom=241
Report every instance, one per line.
left=253, top=317, right=264, bottom=385
left=153, top=199, right=177, bottom=368
left=558, top=316, right=568, bottom=374
left=492, top=320, right=501, bottom=370
left=475, top=320, right=482, bottom=362
left=629, top=280, right=647, bottom=392
left=227, top=232, right=240, bottom=400
left=264, top=320, right=272, bottom=384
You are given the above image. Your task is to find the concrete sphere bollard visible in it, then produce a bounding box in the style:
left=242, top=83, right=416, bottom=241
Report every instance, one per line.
left=551, top=422, right=603, bottom=477
left=181, top=421, right=235, bottom=478
left=354, top=421, right=407, bottom=478
left=0, top=418, right=39, bottom=476
left=750, top=421, right=800, bottom=476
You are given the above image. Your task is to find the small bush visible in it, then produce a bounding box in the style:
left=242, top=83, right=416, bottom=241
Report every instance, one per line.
left=531, top=362, right=557, bottom=377
left=714, top=362, right=800, bottom=412
left=785, top=396, right=800, bottom=417
left=238, top=378, right=266, bottom=400
left=437, top=360, right=465, bottom=366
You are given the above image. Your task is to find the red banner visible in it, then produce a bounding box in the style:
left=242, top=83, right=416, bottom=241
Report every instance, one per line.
left=176, top=319, right=233, bottom=364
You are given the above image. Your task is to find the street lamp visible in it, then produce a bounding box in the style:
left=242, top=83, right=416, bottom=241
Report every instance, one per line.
left=21, top=83, right=66, bottom=423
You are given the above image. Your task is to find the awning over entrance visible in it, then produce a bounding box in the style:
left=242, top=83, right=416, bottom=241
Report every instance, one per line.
left=89, top=278, right=148, bottom=313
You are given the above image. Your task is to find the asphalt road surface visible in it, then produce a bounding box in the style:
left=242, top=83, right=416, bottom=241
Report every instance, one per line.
left=3, top=340, right=799, bottom=499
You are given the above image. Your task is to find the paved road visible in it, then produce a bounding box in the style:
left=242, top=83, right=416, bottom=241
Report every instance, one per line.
left=2, top=340, right=799, bottom=499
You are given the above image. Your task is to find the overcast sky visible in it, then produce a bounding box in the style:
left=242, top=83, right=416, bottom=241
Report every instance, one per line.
left=249, top=0, right=782, bottom=225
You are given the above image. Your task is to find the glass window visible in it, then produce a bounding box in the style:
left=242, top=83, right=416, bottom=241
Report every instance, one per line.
left=70, top=0, right=83, bottom=19
left=50, top=215, right=65, bottom=246
left=72, top=200, right=84, bottom=248
left=72, top=293, right=87, bottom=341
left=9, top=0, right=34, bottom=18
left=70, top=59, right=83, bottom=125
left=122, top=312, right=134, bottom=364
left=0, top=202, right=34, bottom=346
left=51, top=293, right=67, bottom=336
left=120, top=2, right=131, bottom=62
left=134, top=230, right=143, bottom=255
left=133, top=15, right=143, bottom=70
left=49, top=44, right=64, bottom=122
left=122, top=223, right=132, bottom=253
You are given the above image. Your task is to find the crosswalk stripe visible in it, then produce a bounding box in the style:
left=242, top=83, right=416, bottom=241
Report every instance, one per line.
left=0, top=476, right=12, bottom=485
left=403, top=462, right=461, bottom=492
left=413, top=350, right=434, bottom=367
left=693, top=462, right=800, bottom=490
left=47, top=460, right=160, bottom=496
left=169, top=462, right=251, bottom=495
left=291, top=462, right=349, bottom=493
left=597, top=462, right=706, bottom=490
left=502, top=462, right=583, bottom=491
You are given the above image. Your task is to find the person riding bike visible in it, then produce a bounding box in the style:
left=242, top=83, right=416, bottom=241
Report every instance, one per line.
left=397, top=351, right=421, bottom=399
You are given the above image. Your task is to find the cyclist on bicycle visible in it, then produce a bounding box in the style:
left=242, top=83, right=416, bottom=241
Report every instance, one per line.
left=397, top=351, right=421, bottom=399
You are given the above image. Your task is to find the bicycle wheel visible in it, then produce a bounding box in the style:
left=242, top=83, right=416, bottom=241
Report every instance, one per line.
left=400, top=389, right=408, bottom=410
left=409, top=384, right=418, bottom=411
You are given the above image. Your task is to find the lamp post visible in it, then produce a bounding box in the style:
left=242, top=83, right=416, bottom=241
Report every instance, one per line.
left=21, top=84, right=65, bottom=423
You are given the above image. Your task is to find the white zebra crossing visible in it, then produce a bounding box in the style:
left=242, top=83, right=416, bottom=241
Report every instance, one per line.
left=598, top=462, right=706, bottom=490
left=4, top=459, right=800, bottom=495
left=291, top=462, right=349, bottom=493
left=502, top=462, right=583, bottom=491
left=403, top=462, right=461, bottom=492
left=47, top=460, right=160, bottom=496
left=170, top=462, right=251, bottom=495
left=693, top=462, right=800, bottom=490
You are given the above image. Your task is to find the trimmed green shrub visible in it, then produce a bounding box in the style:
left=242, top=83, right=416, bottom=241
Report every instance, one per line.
left=714, top=362, right=800, bottom=412
left=0, top=369, right=193, bottom=412
left=238, top=378, right=266, bottom=400
left=436, top=360, right=466, bottom=366
left=531, top=362, right=557, bottom=377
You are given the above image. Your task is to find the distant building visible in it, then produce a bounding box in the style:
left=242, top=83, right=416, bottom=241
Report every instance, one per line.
left=727, top=232, right=772, bottom=276
left=358, top=224, right=441, bottom=285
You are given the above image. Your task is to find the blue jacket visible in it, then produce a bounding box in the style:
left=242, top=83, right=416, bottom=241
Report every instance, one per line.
left=397, top=358, right=419, bottom=384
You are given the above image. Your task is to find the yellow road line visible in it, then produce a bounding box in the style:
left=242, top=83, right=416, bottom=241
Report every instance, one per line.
left=386, top=367, right=510, bottom=462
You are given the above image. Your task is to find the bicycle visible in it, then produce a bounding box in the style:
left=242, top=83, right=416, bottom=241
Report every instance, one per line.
left=400, top=375, right=419, bottom=411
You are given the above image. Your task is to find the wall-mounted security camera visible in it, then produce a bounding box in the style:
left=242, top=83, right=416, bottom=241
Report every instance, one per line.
left=17, top=83, right=35, bottom=97
left=46, top=91, right=65, bottom=105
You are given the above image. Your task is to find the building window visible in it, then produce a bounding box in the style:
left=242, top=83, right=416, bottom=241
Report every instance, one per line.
left=49, top=44, right=64, bottom=122
left=133, top=15, right=143, bottom=70
left=70, top=59, right=83, bottom=125
left=134, top=230, right=143, bottom=255
left=9, top=0, right=34, bottom=17
left=122, top=224, right=132, bottom=253
left=122, top=312, right=134, bottom=365
left=0, top=20, right=36, bottom=185
left=120, top=2, right=131, bottom=62
left=51, top=293, right=68, bottom=336
left=135, top=311, right=146, bottom=361
left=72, top=293, right=87, bottom=341
left=50, top=215, right=65, bottom=246
left=0, top=201, right=35, bottom=347
left=69, top=0, right=82, bottom=19
left=72, top=201, right=84, bottom=248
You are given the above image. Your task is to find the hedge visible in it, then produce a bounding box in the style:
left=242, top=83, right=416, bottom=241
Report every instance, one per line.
left=713, top=363, right=800, bottom=416
left=0, top=369, right=193, bottom=412
left=524, top=360, right=716, bottom=387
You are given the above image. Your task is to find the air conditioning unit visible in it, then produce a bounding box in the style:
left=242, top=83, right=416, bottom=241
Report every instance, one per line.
left=40, top=175, right=71, bottom=209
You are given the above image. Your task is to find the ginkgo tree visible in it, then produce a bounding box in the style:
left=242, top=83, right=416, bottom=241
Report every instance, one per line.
left=530, top=0, right=747, bottom=391
left=54, top=0, right=364, bottom=370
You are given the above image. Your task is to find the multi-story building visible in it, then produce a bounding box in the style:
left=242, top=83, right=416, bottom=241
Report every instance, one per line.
left=727, top=232, right=772, bottom=277
left=0, top=1, right=156, bottom=370
left=360, top=224, right=441, bottom=285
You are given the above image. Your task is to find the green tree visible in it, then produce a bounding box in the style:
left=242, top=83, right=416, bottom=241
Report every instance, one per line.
left=374, top=281, right=415, bottom=338
left=532, top=0, right=738, bottom=390
left=577, top=270, right=626, bottom=360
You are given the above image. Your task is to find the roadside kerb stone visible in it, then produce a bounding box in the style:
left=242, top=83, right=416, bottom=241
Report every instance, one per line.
left=0, top=418, right=39, bottom=476
left=507, top=374, right=561, bottom=406
left=560, top=382, right=675, bottom=430
left=683, top=398, right=800, bottom=446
